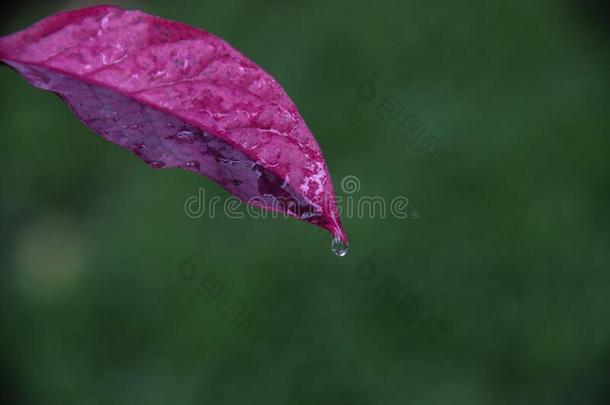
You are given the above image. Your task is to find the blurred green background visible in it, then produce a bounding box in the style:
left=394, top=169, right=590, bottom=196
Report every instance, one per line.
left=1, top=0, right=609, bottom=403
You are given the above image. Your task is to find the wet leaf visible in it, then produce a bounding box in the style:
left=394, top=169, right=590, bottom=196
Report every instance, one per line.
left=0, top=5, right=347, bottom=248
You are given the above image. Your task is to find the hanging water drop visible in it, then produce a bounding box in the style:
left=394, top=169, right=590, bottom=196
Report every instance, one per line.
left=331, top=237, right=348, bottom=257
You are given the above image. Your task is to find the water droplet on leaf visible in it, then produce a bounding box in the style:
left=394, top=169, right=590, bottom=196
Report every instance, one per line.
left=176, top=130, right=195, bottom=140
left=150, top=160, right=165, bottom=168
left=186, top=160, right=200, bottom=170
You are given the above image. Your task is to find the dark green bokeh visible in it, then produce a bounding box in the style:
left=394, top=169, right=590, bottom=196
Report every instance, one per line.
left=1, top=0, right=609, bottom=403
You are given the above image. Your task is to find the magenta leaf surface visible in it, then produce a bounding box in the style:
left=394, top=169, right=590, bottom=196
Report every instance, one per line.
left=0, top=5, right=348, bottom=247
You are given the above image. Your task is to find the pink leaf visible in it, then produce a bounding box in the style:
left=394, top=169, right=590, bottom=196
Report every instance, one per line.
left=0, top=5, right=348, bottom=252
